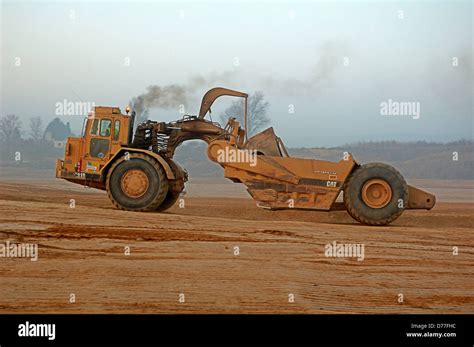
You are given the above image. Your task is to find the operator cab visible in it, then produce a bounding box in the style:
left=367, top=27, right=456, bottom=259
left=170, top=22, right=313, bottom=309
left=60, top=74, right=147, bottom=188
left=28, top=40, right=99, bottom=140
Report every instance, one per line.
left=55, top=106, right=131, bottom=185
left=84, top=107, right=128, bottom=161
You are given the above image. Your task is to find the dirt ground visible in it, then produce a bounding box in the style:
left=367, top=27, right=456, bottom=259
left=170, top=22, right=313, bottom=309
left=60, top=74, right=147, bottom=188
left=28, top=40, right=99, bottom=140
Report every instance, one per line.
left=0, top=172, right=473, bottom=313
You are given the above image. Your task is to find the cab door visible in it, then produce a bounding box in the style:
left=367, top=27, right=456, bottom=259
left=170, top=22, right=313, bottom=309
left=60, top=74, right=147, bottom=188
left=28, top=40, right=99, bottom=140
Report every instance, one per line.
left=84, top=118, right=112, bottom=174
left=110, top=117, right=123, bottom=154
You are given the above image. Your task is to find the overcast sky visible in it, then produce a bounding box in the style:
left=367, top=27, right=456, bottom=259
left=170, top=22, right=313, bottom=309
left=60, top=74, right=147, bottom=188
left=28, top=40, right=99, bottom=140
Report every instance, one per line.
left=1, top=0, right=472, bottom=147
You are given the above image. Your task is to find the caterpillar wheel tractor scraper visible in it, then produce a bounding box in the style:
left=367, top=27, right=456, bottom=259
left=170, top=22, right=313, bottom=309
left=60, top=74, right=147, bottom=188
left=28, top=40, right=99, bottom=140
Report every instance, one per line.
left=56, top=87, right=435, bottom=225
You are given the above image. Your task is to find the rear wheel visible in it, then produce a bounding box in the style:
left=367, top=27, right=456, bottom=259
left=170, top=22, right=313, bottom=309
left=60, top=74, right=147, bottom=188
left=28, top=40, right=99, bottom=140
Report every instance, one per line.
left=343, top=163, right=408, bottom=225
left=106, top=153, right=169, bottom=211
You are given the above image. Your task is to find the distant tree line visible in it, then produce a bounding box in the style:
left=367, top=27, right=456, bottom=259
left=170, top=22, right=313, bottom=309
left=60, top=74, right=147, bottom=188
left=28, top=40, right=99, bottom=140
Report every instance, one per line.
left=0, top=115, right=44, bottom=143
left=0, top=114, right=62, bottom=169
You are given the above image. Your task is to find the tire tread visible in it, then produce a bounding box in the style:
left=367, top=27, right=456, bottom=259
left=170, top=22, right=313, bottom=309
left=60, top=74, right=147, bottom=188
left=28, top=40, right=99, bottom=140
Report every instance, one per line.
left=106, top=153, right=168, bottom=211
left=343, top=162, right=408, bottom=226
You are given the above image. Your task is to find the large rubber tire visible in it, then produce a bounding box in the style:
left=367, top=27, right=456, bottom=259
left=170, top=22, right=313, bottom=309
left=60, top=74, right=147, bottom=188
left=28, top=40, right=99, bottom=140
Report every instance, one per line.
left=343, top=163, right=408, bottom=226
left=106, top=153, right=169, bottom=211
left=154, top=189, right=182, bottom=212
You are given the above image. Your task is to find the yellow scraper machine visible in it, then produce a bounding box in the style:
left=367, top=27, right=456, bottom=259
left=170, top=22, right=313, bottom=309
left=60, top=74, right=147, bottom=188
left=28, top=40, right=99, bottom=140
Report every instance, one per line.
left=56, top=87, right=435, bottom=225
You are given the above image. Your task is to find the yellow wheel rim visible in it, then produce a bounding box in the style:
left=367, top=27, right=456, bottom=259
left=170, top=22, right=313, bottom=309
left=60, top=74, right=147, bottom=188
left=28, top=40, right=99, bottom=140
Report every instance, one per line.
left=361, top=178, right=392, bottom=209
left=120, top=169, right=149, bottom=198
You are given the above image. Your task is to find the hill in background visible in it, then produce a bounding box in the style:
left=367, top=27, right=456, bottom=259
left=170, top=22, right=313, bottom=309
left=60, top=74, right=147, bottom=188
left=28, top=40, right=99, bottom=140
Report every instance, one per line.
left=1, top=139, right=472, bottom=180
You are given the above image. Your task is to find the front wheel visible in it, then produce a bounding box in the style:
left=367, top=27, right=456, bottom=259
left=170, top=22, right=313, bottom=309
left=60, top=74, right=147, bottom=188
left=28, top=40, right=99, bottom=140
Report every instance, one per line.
left=343, top=163, right=408, bottom=225
left=106, top=153, right=169, bottom=211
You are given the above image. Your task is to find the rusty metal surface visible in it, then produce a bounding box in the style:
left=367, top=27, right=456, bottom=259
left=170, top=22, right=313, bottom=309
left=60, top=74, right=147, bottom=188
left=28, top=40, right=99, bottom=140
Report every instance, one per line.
left=198, top=87, right=248, bottom=119
left=244, top=127, right=284, bottom=156
left=207, top=140, right=357, bottom=210
left=407, top=185, right=436, bottom=210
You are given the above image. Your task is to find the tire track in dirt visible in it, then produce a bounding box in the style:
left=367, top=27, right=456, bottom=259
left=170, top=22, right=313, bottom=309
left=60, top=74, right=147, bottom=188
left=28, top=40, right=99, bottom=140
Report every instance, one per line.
left=0, top=181, right=472, bottom=313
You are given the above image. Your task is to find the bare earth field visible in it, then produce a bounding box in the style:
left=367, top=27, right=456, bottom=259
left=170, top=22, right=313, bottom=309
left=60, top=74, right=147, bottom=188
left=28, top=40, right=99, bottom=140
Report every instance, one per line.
left=0, top=171, right=473, bottom=313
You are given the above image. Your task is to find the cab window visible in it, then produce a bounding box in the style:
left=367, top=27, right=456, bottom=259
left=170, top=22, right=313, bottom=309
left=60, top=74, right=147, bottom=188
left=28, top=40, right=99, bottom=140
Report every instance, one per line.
left=90, top=119, right=99, bottom=135
left=99, top=119, right=112, bottom=137
left=113, top=120, right=120, bottom=141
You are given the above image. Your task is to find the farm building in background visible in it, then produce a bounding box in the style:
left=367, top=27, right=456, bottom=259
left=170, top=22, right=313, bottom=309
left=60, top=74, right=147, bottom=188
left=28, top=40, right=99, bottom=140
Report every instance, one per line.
left=43, top=118, right=73, bottom=148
